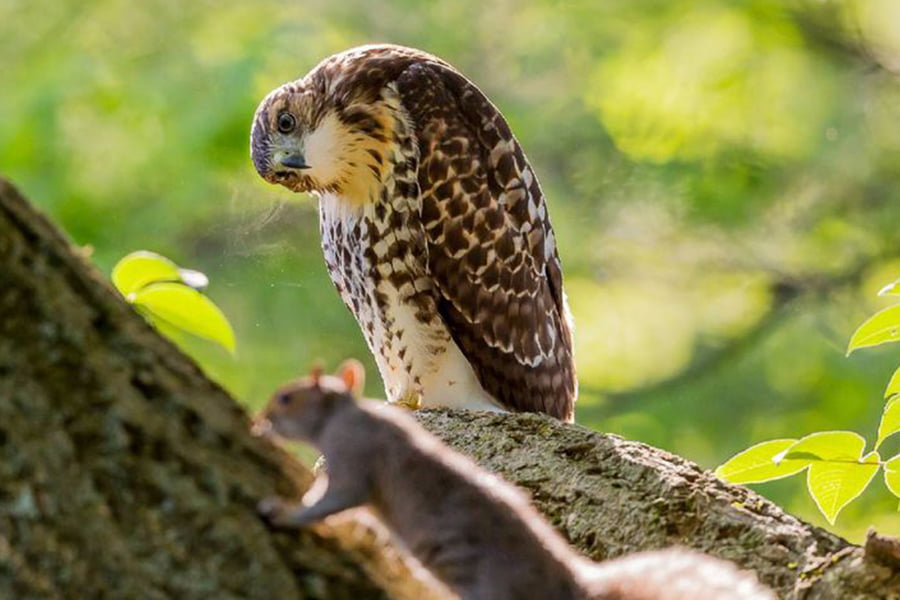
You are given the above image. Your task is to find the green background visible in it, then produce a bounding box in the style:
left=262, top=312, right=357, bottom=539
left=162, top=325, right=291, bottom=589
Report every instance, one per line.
left=4, top=0, right=900, bottom=542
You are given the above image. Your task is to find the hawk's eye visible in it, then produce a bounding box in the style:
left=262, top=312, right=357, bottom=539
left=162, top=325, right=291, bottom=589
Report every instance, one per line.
left=277, top=112, right=296, bottom=134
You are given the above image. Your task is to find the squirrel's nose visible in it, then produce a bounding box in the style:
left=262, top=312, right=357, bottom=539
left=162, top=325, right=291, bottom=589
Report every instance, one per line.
left=250, top=416, right=273, bottom=437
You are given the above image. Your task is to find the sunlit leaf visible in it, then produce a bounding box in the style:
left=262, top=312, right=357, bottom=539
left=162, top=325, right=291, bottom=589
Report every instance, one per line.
left=178, top=268, right=209, bottom=291
left=142, top=310, right=187, bottom=344
left=132, top=282, right=235, bottom=353
left=783, top=431, right=866, bottom=462
left=847, top=305, right=900, bottom=355
left=807, top=451, right=880, bottom=524
left=884, top=455, right=900, bottom=499
left=715, top=439, right=810, bottom=484
left=112, top=251, right=181, bottom=297
left=885, top=367, right=900, bottom=400
left=878, top=397, right=900, bottom=449
left=879, top=278, right=900, bottom=297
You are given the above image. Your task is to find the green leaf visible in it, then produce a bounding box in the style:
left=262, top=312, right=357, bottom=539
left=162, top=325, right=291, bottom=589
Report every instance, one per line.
left=878, top=397, right=900, bottom=449
left=177, top=268, right=209, bottom=291
left=141, top=310, right=187, bottom=344
left=132, top=282, right=236, bottom=353
left=884, top=455, right=900, bottom=499
left=879, top=279, right=900, bottom=297
left=847, top=304, right=900, bottom=355
left=112, top=251, right=181, bottom=297
left=715, top=439, right=811, bottom=484
left=783, top=431, right=866, bottom=462
left=885, top=367, right=900, bottom=400
left=807, top=451, right=880, bottom=525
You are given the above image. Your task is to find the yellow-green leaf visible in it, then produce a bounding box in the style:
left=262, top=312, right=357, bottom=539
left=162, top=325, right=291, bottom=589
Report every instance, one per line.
left=885, top=367, right=900, bottom=400
left=142, top=310, right=187, bottom=344
left=807, top=451, right=880, bottom=524
left=847, top=304, right=900, bottom=355
left=878, top=397, right=900, bottom=449
left=112, top=251, right=180, bottom=297
left=715, top=439, right=810, bottom=484
left=132, top=282, right=235, bottom=353
left=783, top=431, right=865, bottom=462
left=884, top=455, right=900, bottom=499
left=177, top=268, right=209, bottom=291
left=879, top=279, right=900, bottom=297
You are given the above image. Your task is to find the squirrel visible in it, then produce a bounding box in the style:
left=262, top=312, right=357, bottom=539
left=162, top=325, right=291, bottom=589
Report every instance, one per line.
left=253, top=362, right=773, bottom=600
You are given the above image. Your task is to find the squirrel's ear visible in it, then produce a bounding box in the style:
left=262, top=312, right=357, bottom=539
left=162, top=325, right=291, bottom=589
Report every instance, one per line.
left=336, top=359, right=365, bottom=397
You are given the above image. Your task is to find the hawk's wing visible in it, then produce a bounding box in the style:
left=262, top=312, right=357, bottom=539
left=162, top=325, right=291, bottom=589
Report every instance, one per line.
left=395, top=60, right=576, bottom=421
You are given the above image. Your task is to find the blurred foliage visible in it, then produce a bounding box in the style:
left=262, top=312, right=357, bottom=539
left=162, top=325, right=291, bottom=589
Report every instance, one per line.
left=5, top=0, right=900, bottom=541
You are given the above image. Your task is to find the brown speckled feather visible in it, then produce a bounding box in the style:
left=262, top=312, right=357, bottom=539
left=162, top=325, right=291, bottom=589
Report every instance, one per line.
left=393, top=57, right=576, bottom=420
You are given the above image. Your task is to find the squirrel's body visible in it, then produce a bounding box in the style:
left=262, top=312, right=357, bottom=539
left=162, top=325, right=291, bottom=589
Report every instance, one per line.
left=256, top=364, right=772, bottom=600
left=319, top=401, right=584, bottom=599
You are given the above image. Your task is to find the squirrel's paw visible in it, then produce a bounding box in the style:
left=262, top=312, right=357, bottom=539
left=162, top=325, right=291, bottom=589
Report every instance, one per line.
left=257, top=496, right=296, bottom=528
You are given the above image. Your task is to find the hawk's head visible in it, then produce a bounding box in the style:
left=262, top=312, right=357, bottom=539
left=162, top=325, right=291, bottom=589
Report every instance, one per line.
left=250, top=51, right=406, bottom=200
left=251, top=82, right=340, bottom=194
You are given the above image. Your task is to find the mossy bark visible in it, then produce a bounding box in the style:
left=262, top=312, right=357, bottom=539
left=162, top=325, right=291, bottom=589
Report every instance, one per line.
left=0, top=178, right=386, bottom=599
left=415, top=411, right=900, bottom=599
left=1, top=177, right=898, bottom=599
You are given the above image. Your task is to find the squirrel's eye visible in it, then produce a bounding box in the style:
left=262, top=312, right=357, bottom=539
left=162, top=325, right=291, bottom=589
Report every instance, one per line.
left=277, top=393, right=291, bottom=406
left=277, top=112, right=296, bottom=134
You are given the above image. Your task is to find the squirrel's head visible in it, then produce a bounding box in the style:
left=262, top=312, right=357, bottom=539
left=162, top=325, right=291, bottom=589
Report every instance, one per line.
left=253, top=360, right=365, bottom=443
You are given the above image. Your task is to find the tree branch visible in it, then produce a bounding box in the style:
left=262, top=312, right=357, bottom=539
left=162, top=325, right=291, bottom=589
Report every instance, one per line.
left=415, top=410, right=900, bottom=599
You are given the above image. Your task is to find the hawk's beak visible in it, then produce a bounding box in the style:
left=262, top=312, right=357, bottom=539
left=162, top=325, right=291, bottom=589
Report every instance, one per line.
left=277, top=152, right=310, bottom=170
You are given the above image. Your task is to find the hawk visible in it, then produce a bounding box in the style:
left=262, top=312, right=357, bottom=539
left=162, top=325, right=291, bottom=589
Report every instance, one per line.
left=250, top=45, right=576, bottom=421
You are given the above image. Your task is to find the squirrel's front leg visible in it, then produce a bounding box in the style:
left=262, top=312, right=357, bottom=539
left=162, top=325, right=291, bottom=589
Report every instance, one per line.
left=258, top=498, right=332, bottom=528
left=258, top=469, right=370, bottom=529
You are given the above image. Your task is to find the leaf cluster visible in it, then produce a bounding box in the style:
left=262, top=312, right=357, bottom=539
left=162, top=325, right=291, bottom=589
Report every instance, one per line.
left=717, top=280, right=900, bottom=524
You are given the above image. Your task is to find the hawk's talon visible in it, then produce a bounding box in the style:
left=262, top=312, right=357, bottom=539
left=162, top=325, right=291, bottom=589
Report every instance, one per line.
left=394, top=391, right=422, bottom=411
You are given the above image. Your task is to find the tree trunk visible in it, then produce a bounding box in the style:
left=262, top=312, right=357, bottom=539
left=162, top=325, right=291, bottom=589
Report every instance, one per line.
left=0, top=178, right=395, bottom=599
left=0, top=177, right=897, bottom=599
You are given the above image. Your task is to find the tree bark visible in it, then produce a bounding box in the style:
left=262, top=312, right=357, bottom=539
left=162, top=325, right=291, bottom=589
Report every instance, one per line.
left=0, top=177, right=897, bottom=599
left=0, top=178, right=396, bottom=599
left=415, top=411, right=900, bottom=599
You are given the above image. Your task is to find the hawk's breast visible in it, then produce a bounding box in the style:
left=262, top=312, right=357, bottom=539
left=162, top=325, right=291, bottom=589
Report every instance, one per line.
left=318, top=191, right=502, bottom=411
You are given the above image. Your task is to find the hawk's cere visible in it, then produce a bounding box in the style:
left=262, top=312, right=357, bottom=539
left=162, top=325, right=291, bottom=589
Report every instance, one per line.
left=250, top=45, right=576, bottom=421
